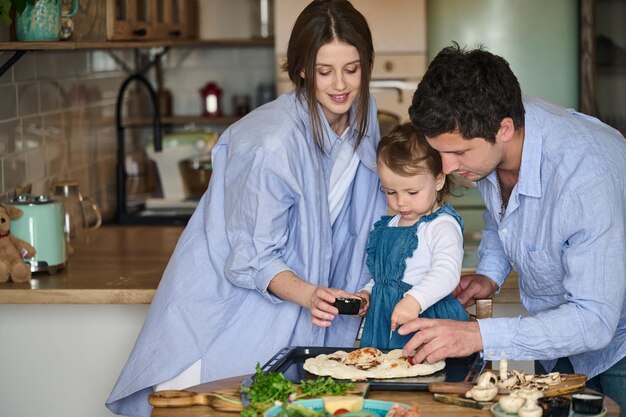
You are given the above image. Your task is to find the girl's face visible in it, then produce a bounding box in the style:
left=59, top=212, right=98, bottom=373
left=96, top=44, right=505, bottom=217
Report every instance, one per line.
left=377, top=161, right=445, bottom=226
left=309, top=40, right=361, bottom=126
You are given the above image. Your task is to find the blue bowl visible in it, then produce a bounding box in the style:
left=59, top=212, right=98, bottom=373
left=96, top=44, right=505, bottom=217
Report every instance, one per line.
left=264, top=399, right=408, bottom=417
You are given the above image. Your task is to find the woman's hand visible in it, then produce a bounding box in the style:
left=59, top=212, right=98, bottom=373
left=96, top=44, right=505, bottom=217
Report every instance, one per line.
left=391, top=296, right=421, bottom=331
left=267, top=271, right=363, bottom=327
left=354, top=290, right=370, bottom=317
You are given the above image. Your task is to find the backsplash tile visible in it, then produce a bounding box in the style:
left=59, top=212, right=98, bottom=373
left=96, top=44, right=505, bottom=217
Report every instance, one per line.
left=0, top=46, right=275, bottom=220
left=0, top=84, right=17, bottom=121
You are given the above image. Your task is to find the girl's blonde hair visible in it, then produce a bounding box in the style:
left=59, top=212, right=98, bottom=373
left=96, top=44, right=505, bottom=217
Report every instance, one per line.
left=377, top=123, right=463, bottom=203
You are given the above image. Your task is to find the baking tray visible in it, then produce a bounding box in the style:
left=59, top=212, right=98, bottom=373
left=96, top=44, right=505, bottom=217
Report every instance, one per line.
left=260, top=346, right=485, bottom=391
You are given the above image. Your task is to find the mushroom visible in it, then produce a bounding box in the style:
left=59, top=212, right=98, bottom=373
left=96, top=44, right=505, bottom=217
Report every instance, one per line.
left=517, top=398, right=542, bottom=417
left=465, top=371, right=499, bottom=402
left=515, top=388, right=544, bottom=402
left=498, top=394, right=526, bottom=414
left=499, top=359, right=508, bottom=381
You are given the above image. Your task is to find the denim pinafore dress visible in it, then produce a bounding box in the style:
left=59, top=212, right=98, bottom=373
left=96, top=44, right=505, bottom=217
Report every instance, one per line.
left=360, top=204, right=469, bottom=349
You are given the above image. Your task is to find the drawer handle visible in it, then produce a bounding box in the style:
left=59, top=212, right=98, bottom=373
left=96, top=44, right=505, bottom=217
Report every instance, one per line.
left=133, top=28, right=147, bottom=37
left=170, top=30, right=182, bottom=37
left=384, top=60, right=394, bottom=72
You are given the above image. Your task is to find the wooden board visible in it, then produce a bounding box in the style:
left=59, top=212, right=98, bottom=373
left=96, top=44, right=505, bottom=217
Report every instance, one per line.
left=149, top=382, right=370, bottom=412
left=429, top=374, right=586, bottom=410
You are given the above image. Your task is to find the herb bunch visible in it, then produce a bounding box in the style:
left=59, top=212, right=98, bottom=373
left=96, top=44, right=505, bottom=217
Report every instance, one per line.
left=240, top=364, right=356, bottom=417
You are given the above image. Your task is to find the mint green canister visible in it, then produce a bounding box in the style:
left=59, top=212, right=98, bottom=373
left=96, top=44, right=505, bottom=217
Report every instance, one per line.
left=9, top=195, right=67, bottom=274
left=16, top=0, right=78, bottom=41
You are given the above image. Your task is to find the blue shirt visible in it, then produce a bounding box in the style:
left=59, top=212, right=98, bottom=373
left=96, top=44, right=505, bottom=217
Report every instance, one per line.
left=477, top=96, right=626, bottom=379
left=106, top=92, right=387, bottom=417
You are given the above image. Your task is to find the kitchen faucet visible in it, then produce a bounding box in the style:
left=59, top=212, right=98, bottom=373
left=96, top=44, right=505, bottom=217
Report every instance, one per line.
left=115, top=73, right=163, bottom=224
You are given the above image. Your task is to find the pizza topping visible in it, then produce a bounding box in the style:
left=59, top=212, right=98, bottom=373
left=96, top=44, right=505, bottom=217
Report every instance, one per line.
left=344, top=348, right=383, bottom=369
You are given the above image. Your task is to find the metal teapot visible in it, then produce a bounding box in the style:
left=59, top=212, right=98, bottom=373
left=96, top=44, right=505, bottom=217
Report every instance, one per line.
left=52, top=181, right=102, bottom=251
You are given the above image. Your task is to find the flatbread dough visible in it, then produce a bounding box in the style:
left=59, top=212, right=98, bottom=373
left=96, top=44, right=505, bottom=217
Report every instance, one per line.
left=303, top=348, right=445, bottom=380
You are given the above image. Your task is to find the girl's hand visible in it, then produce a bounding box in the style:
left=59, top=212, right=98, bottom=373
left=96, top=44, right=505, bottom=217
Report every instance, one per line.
left=391, top=296, right=421, bottom=331
left=354, top=290, right=371, bottom=317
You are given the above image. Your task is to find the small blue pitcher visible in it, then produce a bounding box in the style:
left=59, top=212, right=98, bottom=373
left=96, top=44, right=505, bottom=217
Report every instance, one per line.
left=16, top=0, right=78, bottom=41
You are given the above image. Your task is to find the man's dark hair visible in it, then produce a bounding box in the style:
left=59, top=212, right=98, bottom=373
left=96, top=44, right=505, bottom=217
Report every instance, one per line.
left=409, top=43, right=525, bottom=143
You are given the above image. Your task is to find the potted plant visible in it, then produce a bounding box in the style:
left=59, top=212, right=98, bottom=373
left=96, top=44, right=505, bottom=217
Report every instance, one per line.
left=0, top=0, right=32, bottom=27
left=0, top=0, right=76, bottom=41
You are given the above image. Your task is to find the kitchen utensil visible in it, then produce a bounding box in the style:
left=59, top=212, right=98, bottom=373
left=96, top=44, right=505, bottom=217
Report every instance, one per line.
left=433, top=393, right=493, bottom=410
left=572, top=393, right=605, bottom=414
left=333, top=297, right=360, bottom=315
left=149, top=387, right=244, bottom=411
left=428, top=373, right=587, bottom=397
left=259, top=346, right=484, bottom=391
left=145, top=131, right=217, bottom=208
left=9, top=194, right=67, bottom=274
left=539, top=396, right=571, bottom=417
left=428, top=381, right=473, bottom=395
left=179, top=158, right=212, bottom=200
left=52, top=181, right=102, bottom=248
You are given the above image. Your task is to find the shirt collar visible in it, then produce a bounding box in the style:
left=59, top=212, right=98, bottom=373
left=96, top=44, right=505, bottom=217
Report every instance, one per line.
left=295, top=93, right=377, bottom=172
left=516, top=97, right=543, bottom=199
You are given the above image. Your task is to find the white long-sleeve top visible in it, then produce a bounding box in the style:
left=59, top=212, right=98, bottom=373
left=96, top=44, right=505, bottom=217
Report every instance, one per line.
left=361, top=213, right=463, bottom=312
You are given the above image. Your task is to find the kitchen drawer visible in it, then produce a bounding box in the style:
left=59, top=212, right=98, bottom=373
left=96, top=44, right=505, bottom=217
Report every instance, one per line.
left=372, top=53, right=427, bottom=80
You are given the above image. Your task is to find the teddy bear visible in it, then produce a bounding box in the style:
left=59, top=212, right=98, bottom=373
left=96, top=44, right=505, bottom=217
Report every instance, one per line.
left=0, top=204, right=36, bottom=283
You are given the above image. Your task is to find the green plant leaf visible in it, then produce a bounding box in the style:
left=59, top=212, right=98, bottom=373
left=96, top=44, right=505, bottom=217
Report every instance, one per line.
left=12, top=0, right=27, bottom=14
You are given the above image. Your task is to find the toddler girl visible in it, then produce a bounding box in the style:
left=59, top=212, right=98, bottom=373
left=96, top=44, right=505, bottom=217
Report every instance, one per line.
left=357, top=123, right=469, bottom=349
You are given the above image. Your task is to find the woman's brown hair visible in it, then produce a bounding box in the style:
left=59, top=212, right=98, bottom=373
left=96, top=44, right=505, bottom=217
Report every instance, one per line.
left=377, top=123, right=463, bottom=203
left=282, top=0, right=374, bottom=150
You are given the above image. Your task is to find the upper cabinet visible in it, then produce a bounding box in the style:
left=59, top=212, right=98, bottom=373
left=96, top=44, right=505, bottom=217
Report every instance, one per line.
left=274, top=0, right=427, bottom=94
left=71, top=0, right=197, bottom=41
left=274, top=0, right=425, bottom=55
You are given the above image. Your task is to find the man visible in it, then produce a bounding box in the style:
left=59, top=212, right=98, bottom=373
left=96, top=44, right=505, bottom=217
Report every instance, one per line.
left=400, top=43, right=626, bottom=411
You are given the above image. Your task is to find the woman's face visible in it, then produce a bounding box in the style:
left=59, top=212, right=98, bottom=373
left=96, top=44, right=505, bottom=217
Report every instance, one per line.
left=310, top=40, right=362, bottom=126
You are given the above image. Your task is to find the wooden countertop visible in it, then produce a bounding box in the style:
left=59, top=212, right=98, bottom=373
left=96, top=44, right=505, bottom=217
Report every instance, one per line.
left=151, top=375, right=622, bottom=417
left=0, top=226, right=520, bottom=305
left=0, top=225, right=183, bottom=304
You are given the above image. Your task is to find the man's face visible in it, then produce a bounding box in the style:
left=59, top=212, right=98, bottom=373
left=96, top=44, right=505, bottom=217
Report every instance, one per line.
left=425, top=132, right=502, bottom=182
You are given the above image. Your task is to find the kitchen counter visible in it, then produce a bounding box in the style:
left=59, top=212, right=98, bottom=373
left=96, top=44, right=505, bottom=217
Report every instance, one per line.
left=0, top=225, right=183, bottom=304
left=151, top=375, right=622, bottom=417
left=0, top=226, right=520, bottom=304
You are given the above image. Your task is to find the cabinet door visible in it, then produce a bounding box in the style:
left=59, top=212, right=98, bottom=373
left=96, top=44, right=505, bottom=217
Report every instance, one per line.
left=106, top=0, right=158, bottom=40
left=151, top=0, right=185, bottom=38
left=274, top=0, right=426, bottom=55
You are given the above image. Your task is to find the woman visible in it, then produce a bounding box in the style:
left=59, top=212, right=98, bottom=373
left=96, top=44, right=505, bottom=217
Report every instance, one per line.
left=106, top=1, right=386, bottom=416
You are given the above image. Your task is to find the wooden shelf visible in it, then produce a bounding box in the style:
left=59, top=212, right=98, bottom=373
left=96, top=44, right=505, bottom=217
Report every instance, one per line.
left=0, top=37, right=274, bottom=51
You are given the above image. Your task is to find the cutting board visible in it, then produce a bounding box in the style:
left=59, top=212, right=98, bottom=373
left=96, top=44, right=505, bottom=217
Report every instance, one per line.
left=429, top=374, right=587, bottom=410
left=149, top=382, right=370, bottom=411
